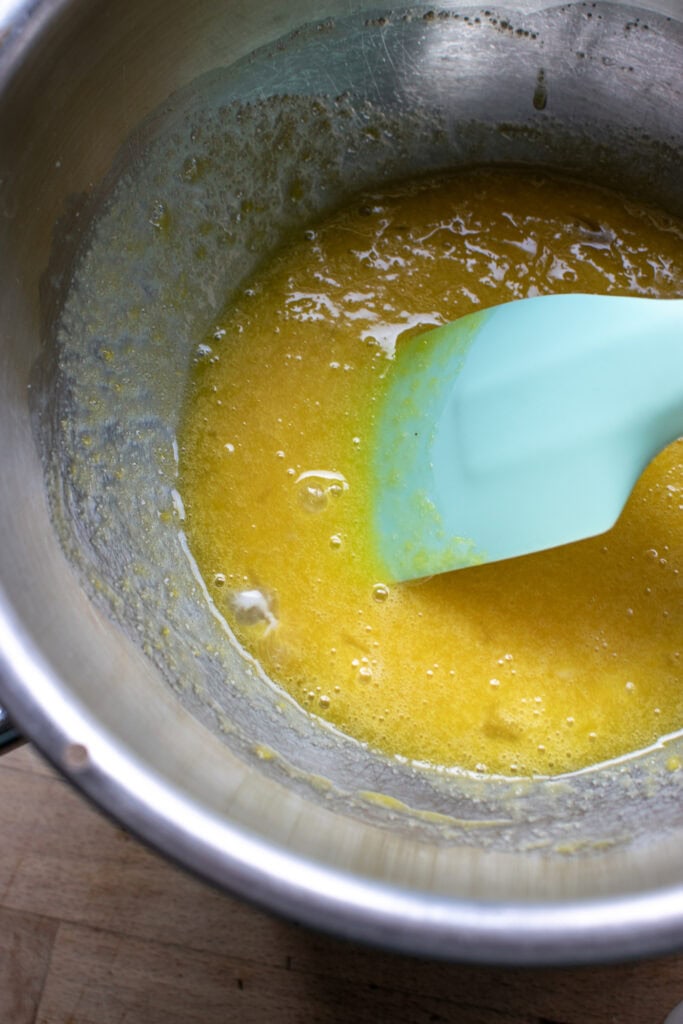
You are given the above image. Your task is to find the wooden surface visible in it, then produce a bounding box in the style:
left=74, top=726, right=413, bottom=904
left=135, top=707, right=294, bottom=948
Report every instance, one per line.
left=2, top=744, right=683, bottom=1024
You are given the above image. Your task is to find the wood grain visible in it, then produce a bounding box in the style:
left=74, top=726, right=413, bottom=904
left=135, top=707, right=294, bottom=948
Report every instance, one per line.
left=2, top=744, right=683, bottom=1023
left=0, top=907, right=58, bottom=1024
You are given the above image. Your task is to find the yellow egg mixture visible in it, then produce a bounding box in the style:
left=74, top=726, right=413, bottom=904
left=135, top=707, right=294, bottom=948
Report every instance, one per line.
left=178, top=168, right=683, bottom=777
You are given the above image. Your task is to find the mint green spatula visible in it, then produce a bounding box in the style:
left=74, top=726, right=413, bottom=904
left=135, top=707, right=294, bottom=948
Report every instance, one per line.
left=372, top=295, right=683, bottom=582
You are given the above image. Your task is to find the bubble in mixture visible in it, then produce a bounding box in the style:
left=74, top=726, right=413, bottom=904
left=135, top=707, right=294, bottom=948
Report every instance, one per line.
left=299, top=483, right=327, bottom=512
left=295, top=469, right=348, bottom=513
left=231, top=588, right=278, bottom=632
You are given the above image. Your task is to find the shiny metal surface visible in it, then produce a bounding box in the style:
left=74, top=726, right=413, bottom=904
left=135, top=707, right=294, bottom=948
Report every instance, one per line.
left=0, top=0, right=682, bottom=964
left=0, top=703, right=21, bottom=751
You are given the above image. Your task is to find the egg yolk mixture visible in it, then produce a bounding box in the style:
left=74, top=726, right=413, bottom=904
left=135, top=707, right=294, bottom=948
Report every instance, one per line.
left=178, top=168, right=683, bottom=777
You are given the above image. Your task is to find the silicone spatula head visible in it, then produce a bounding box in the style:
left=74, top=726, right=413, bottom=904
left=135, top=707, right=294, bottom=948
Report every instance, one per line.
left=371, top=294, right=683, bottom=582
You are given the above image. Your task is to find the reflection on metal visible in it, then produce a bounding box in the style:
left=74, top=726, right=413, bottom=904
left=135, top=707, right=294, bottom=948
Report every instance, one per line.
left=0, top=705, right=23, bottom=752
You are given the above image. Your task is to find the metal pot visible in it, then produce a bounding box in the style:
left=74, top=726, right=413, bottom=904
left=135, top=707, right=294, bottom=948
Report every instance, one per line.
left=0, top=0, right=682, bottom=964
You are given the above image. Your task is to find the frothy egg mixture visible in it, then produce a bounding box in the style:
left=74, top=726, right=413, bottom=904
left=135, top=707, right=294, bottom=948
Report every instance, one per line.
left=178, top=168, right=683, bottom=777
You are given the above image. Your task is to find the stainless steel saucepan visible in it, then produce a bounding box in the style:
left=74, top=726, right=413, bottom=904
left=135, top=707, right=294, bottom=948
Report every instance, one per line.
left=0, top=0, right=682, bottom=964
